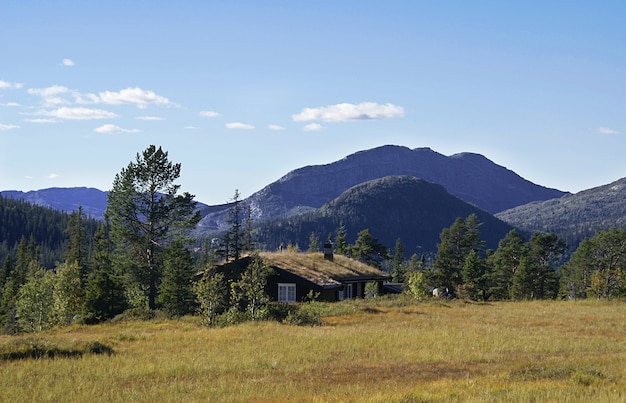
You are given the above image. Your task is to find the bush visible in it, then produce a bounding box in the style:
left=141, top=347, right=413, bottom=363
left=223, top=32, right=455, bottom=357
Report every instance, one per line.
left=267, top=302, right=298, bottom=322
left=283, top=303, right=322, bottom=326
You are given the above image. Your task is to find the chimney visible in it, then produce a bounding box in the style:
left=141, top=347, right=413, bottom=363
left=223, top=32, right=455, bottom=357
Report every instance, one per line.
left=324, top=240, right=334, bottom=261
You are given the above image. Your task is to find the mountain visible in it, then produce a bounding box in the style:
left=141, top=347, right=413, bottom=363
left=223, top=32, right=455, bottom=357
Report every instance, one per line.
left=495, top=176, right=626, bottom=249
left=195, top=145, right=567, bottom=235
left=1, top=187, right=210, bottom=220
left=253, top=176, right=514, bottom=256
left=1, top=187, right=108, bottom=218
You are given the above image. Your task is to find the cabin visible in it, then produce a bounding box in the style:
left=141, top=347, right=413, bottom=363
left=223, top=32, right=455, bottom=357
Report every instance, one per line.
left=260, top=249, right=390, bottom=303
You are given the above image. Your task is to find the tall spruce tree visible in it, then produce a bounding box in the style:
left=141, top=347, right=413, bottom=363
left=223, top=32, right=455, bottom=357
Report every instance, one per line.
left=488, top=230, right=526, bottom=300
left=158, top=237, right=196, bottom=316
left=226, top=189, right=244, bottom=262
left=64, top=206, right=89, bottom=280
left=433, top=214, right=484, bottom=295
left=334, top=221, right=348, bottom=255
left=106, top=145, right=200, bottom=309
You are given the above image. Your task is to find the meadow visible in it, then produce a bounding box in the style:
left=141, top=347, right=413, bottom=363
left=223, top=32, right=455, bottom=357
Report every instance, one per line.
left=0, top=298, right=624, bottom=402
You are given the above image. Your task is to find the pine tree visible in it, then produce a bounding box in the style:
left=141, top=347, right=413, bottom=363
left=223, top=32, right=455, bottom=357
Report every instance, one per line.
left=158, top=237, right=196, bottom=316
left=351, top=229, right=388, bottom=267
left=308, top=232, right=320, bottom=253
left=226, top=189, right=245, bottom=262
left=488, top=230, right=526, bottom=300
left=334, top=221, right=348, bottom=255
left=83, top=268, right=128, bottom=323
left=390, top=238, right=406, bottom=283
left=64, top=206, right=89, bottom=280
left=433, top=214, right=485, bottom=295
left=106, top=145, right=200, bottom=309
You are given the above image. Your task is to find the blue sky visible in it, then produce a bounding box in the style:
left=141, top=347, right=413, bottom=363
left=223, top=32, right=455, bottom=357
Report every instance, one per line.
left=1, top=1, right=625, bottom=205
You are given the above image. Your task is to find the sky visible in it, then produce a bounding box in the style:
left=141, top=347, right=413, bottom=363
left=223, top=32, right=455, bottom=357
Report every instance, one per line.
left=1, top=1, right=625, bottom=205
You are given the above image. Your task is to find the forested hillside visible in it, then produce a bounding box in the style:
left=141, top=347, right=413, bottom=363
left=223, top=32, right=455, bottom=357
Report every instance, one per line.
left=253, top=176, right=514, bottom=256
left=0, top=195, right=98, bottom=268
left=496, top=176, right=626, bottom=249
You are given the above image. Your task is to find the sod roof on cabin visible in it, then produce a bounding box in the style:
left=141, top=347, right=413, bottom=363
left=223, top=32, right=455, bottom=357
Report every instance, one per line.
left=259, top=252, right=390, bottom=288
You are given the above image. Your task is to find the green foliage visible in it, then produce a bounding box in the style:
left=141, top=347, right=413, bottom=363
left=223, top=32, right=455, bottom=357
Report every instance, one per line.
left=390, top=238, right=407, bottom=282
left=230, top=253, right=273, bottom=320
left=307, top=231, right=320, bottom=252
left=83, top=268, right=128, bottom=323
left=560, top=228, right=626, bottom=299
left=461, top=249, right=491, bottom=301
left=52, top=260, right=84, bottom=325
left=433, top=214, right=484, bottom=293
left=350, top=229, right=388, bottom=267
left=193, top=271, right=226, bottom=326
left=0, top=338, right=113, bottom=361
left=334, top=221, right=348, bottom=255
left=15, top=267, right=55, bottom=333
left=364, top=281, right=379, bottom=298
left=0, top=195, right=99, bottom=269
left=225, top=189, right=245, bottom=261
left=488, top=230, right=526, bottom=300
left=63, top=206, right=90, bottom=280
left=106, top=145, right=200, bottom=309
left=283, top=303, right=322, bottom=326
left=406, top=270, right=430, bottom=301
left=158, top=238, right=196, bottom=316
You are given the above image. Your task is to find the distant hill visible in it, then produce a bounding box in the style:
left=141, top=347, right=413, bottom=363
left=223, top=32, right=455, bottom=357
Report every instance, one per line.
left=253, top=176, right=514, bottom=257
left=195, top=145, right=567, bottom=235
left=496, top=176, right=626, bottom=249
left=1, top=187, right=210, bottom=220
left=1, top=187, right=108, bottom=218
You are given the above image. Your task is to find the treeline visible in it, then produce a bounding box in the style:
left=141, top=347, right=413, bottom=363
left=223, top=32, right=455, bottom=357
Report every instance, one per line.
left=1, top=145, right=624, bottom=334
left=0, top=195, right=99, bottom=268
left=398, top=215, right=626, bottom=301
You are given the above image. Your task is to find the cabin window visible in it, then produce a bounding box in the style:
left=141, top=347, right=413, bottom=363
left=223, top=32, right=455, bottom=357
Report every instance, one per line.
left=278, top=283, right=296, bottom=303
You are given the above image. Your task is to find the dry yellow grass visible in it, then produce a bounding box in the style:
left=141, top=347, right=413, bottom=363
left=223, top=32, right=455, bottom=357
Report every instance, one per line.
left=0, top=299, right=624, bottom=402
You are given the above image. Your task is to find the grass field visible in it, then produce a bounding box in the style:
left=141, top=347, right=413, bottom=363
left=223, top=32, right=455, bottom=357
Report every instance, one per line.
left=0, top=299, right=624, bottom=402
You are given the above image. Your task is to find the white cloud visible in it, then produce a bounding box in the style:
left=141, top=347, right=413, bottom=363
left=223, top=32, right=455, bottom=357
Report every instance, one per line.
left=94, top=124, right=140, bottom=134
left=28, top=85, right=69, bottom=98
left=61, top=58, right=75, bottom=67
left=199, top=110, right=221, bottom=118
left=302, top=123, right=324, bottom=132
left=292, top=102, right=404, bottom=122
left=98, top=87, right=175, bottom=109
left=226, top=122, right=254, bottom=130
left=268, top=124, right=285, bottom=131
left=0, top=123, right=20, bottom=131
left=2, top=102, right=20, bottom=107
left=597, top=127, right=620, bottom=135
left=24, top=118, right=58, bottom=123
left=46, top=173, right=60, bottom=179
left=39, top=107, right=118, bottom=120
left=28, top=85, right=71, bottom=107
left=184, top=126, right=199, bottom=130
left=0, top=80, right=23, bottom=89
left=136, top=116, right=165, bottom=121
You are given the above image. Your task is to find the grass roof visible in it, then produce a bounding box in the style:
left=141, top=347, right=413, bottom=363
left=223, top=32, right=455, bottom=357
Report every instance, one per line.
left=259, top=251, right=390, bottom=287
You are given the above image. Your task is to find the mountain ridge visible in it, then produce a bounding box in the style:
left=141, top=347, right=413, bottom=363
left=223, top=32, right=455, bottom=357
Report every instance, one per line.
left=195, top=145, right=568, bottom=235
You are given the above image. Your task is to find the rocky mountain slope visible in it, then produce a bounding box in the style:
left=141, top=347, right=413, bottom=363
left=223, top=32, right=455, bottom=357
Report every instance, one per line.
left=495, top=176, right=626, bottom=248
left=195, top=145, right=567, bottom=234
